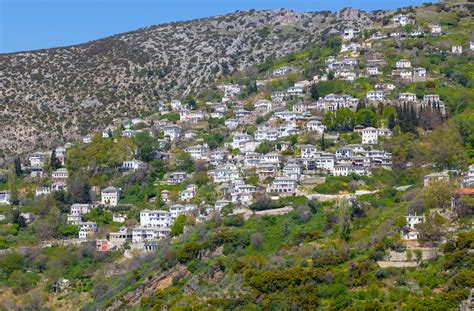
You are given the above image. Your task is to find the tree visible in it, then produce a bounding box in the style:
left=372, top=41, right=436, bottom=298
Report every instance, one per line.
left=251, top=195, right=273, bottom=211
left=176, top=152, right=194, bottom=173
left=418, top=213, right=445, bottom=243
left=67, top=173, right=91, bottom=203
left=49, top=150, right=61, bottom=170
left=171, top=214, right=186, bottom=237
left=187, top=98, right=197, bottom=110
left=427, top=124, right=466, bottom=169
left=335, top=108, right=356, bottom=131
left=255, top=140, right=272, bottom=154
left=388, top=113, right=396, bottom=130
left=12, top=210, right=27, bottom=228
left=420, top=179, right=456, bottom=209
left=341, top=221, right=351, bottom=241
left=204, top=132, right=224, bottom=149
left=310, top=84, right=319, bottom=101
left=134, top=132, right=157, bottom=162
left=13, top=158, right=22, bottom=176
left=319, top=133, right=327, bottom=151
left=208, top=117, right=224, bottom=129
left=356, top=109, right=376, bottom=127
left=323, top=112, right=336, bottom=131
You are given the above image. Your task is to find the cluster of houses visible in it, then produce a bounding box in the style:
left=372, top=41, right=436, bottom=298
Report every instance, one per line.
left=5, top=12, right=473, bottom=255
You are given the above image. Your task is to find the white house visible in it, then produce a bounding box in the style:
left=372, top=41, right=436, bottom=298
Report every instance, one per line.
left=336, top=144, right=365, bottom=158
left=170, top=204, right=198, bottom=219
left=170, top=100, right=182, bottom=110
left=35, top=187, right=51, bottom=197
left=83, top=135, right=92, bottom=144
left=343, top=28, right=360, bottom=40
left=0, top=191, right=11, bottom=205
left=225, top=119, right=239, bottom=129
left=332, top=164, right=352, bottom=177
left=67, top=214, right=83, bottom=225
left=287, top=86, right=304, bottom=97
left=300, top=145, right=318, bottom=159
left=273, top=66, right=290, bottom=76
left=366, top=67, right=381, bottom=75
left=212, top=166, right=240, bottom=183
left=122, top=159, right=148, bottom=171
left=101, top=186, right=121, bottom=206
left=392, top=14, right=410, bottom=26
left=413, top=67, right=427, bottom=78
left=283, top=163, right=303, bottom=181
left=215, top=200, right=231, bottom=211
left=366, top=91, right=385, bottom=102
left=78, top=222, right=98, bottom=239
left=29, top=152, right=46, bottom=168
left=185, top=145, right=208, bottom=160
left=262, top=153, right=281, bottom=164
left=399, top=93, right=417, bottom=102
left=266, top=177, right=297, bottom=195
left=396, top=59, right=411, bottom=69
left=306, top=120, right=326, bottom=133
left=140, top=210, right=172, bottom=228
left=132, top=227, right=170, bottom=243
left=70, top=203, right=93, bottom=216
left=180, top=185, right=197, bottom=202
left=360, top=127, right=391, bottom=145
left=163, top=125, right=183, bottom=141
left=452, top=45, right=463, bottom=54
left=113, top=214, right=127, bottom=223
left=402, top=214, right=425, bottom=240
left=166, top=172, right=187, bottom=185
left=430, top=25, right=442, bottom=34
left=271, top=92, right=286, bottom=102
left=254, top=100, right=273, bottom=111
left=463, top=165, right=474, bottom=186
left=218, top=84, right=242, bottom=98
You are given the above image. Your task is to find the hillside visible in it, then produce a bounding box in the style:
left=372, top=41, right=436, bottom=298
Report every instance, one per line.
left=0, top=7, right=380, bottom=162
left=0, top=0, right=472, bottom=310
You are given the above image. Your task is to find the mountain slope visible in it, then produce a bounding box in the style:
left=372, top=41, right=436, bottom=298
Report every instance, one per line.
left=0, top=8, right=380, bottom=161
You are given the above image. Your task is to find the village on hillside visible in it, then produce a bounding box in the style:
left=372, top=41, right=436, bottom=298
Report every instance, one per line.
left=0, top=3, right=473, bottom=308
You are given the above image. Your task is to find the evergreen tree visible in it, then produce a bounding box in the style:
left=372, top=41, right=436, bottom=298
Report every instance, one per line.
left=248, top=80, right=258, bottom=95
left=388, top=113, right=396, bottom=130
left=356, top=100, right=366, bottom=111
left=13, top=158, right=22, bottom=177
left=50, top=150, right=61, bottom=170
left=363, top=112, right=372, bottom=127
left=320, top=132, right=327, bottom=151
left=310, top=84, right=319, bottom=101
left=12, top=210, right=26, bottom=228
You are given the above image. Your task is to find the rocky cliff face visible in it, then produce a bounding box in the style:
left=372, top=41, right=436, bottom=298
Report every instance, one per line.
left=0, top=8, right=382, bottom=161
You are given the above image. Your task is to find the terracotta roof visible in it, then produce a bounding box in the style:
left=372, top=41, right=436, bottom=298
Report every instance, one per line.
left=455, top=188, right=474, bottom=195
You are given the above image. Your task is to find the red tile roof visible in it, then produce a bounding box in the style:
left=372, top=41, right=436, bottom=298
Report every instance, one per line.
left=455, top=188, right=474, bottom=195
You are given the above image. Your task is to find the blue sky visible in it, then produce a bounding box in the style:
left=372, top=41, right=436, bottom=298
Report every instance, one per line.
left=0, top=0, right=430, bottom=53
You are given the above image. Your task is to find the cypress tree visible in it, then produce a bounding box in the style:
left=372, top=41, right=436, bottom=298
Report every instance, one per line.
left=388, top=113, right=396, bottom=130
left=14, top=158, right=22, bottom=177
left=310, top=84, right=319, bottom=101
